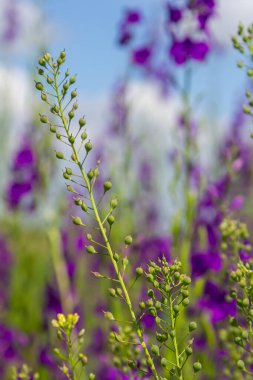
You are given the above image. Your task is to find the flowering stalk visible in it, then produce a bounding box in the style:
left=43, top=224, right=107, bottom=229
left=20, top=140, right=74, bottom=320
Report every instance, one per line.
left=35, top=51, right=159, bottom=380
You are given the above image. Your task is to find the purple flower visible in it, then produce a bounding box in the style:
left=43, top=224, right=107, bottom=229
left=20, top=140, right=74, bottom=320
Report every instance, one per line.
left=167, top=5, right=182, bottom=23
left=134, top=235, right=171, bottom=266
left=132, top=46, right=152, bottom=66
left=191, top=250, right=222, bottom=278
left=188, top=0, right=216, bottom=30
left=125, top=10, right=141, bottom=24
left=2, top=1, right=19, bottom=44
left=170, top=37, right=209, bottom=64
left=199, top=281, right=236, bottom=323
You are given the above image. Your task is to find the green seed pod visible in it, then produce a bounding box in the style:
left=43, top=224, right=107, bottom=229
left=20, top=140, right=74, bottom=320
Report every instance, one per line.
left=41, top=92, right=47, bottom=102
left=113, top=252, right=119, bottom=262
left=57, top=57, right=63, bottom=65
left=81, top=131, right=87, bottom=141
left=189, top=321, right=197, bottom=332
left=79, top=117, right=86, bottom=128
left=107, top=215, right=115, bottom=225
left=69, top=75, right=76, bottom=84
left=181, top=289, right=189, bottom=298
left=78, top=354, right=88, bottom=366
left=60, top=50, right=66, bottom=59
left=68, top=110, right=75, bottom=119
left=110, top=198, right=118, bottom=209
left=39, top=58, right=46, bottom=66
left=109, top=288, right=116, bottom=297
left=116, top=288, right=122, bottom=296
left=104, top=311, right=114, bottom=321
left=73, top=217, right=83, bottom=226
left=38, top=68, right=44, bottom=75
left=136, top=267, right=143, bottom=276
left=86, top=245, right=96, bottom=254
left=193, top=362, right=202, bottom=373
left=74, top=198, right=82, bottom=206
left=47, top=76, right=53, bottom=84
left=68, top=135, right=75, bottom=144
left=44, top=52, right=51, bottom=61
left=88, top=170, right=94, bottom=180
left=185, top=346, right=193, bottom=356
left=155, top=301, right=162, bottom=310
left=94, top=167, right=99, bottom=177
left=89, top=374, right=95, bottom=380
left=40, top=115, right=48, bottom=124
left=103, top=181, right=112, bottom=192
left=173, top=304, right=179, bottom=313
left=85, top=142, right=92, bottom=153
left=147, top=289, right=154, bottom=298
left=56, top=151, right=65, bottom=159
left=151, top=345, right=160, bottom=356
left=81, top=202, right=88, bottom=212
left=182, top=298, right=190, bottom=307
left=35, top=82, right=44, bottom=91
left=56, top=132, right=61, bottom=140
left=161, top=358, right=168, bottom=368
left=71, top=90, right=77, bottom=98
left=63, top=172, right=70, bottom=180
left=139, top=301, right=145, bottom=310
left=86, top=234, right=92, bottom=241
left=182, top=276, right=191, bottom=285
left=50, top=125, right=57, bottom=133
left=66, top=168, right=72, bottom=175
left=124, top=235, right=133, bottom=245
left=73, top=102, right=78, bottom=110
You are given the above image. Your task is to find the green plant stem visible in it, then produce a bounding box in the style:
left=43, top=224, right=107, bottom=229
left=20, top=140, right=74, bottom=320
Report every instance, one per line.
left=168, top=292, right=183, bottom=380
left=53, top=68, right=160, bottom=380
left=47, top=226, right=74, bottom=314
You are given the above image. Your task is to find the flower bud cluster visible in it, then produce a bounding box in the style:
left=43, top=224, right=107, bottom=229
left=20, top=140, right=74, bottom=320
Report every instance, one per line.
left=12, top=364, right=40, bottom=380
left=141, top=257, right=200, bottom=378
left=108, top=325, right=147, bottom=376
left=232, top=23, right=253, bottom=122
left=220, top=218, right=252, bottom=260
left=51, top=313, right=95, bottom=380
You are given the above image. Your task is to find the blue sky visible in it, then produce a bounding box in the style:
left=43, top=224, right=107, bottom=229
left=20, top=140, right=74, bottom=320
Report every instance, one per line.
left=43, top=0, right=250, bottom=119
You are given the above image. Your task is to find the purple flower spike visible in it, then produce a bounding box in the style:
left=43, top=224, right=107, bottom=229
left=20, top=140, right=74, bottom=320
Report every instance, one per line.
left=170, top=38, right=209, bottom=64
left=132, top=46, right=152, bottom=66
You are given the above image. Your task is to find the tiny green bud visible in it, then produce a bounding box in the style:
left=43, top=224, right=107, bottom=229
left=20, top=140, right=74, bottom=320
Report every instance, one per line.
left=110, top=198, right=118, bottom=209
left=139, top=301, right=145, bottom=310
left=69, top=75, right=76, bottom=84
left=189, top=321, right=197, bottom=332
left=103, top=181, right=112, bottom=192
left=74, top=198, right=82, bottom=206
left=72, top=216, right=83, bottom=226
left=79, top=117, right=86, bottom=128
left=71, top=90, right=77, bottom=98
left=68, top=135, right=75, bottom=144
left=185, top=346, right=193, bottom=356
left=193, top=362, right=202, bottom=373
left=35, top=82, right=44, bottom=91
left=107, top=215, right=115, bottom=225
left=237, top=360, right=245, bottom=370
left=182, top=298, right=190, bottom=307
left=81, top=131, right=87, bottom=140
left=41, top=92, right=47, bottom=102
left=161, top=358, right=168, bottom=368
left=47, top=76, right=53, bottom=84
left=182, top=276, right=191, bottom=285
left=63, top=172, right=70, bottom=180
left=124, top=235, right=133, bottom=245
left=109, top=288, right=116, bottom=297
left=89, top=374, right=95, bottom=380
left=81, top=202, right=88, bottom=212
left=85, top=142, right=92, bottom=153
left=151, top=345, right=160, bottom=356
left=104, top=311, right=115, bottom=321
left=40, top=115, right=48, bottom=124
left=136, top=267, right=143, bottom=276
left=78, top=353, right=88, bottom=366
left=66, top=168, right=72, bottom=175
left=56, top=151, right=65, bottom=159
left=86, top=245, right=96, bottom=254
left=50, top=125, right=57, bottom=133
left=88, top=170, right=94, bottom=180
left=68, top=110, right=75, bottom=119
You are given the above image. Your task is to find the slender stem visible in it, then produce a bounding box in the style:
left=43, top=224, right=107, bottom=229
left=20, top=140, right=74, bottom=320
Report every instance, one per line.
left=47, top=226, right=74, bottom=314
left=53, top=67, right=160, bottom=380
left=168, top=291, right=183, bottom=380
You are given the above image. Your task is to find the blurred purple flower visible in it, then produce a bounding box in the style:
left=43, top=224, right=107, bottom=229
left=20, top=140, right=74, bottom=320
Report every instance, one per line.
left=170, top=38, right=209, bottom=64
left=118, top=9, right=141, bottom=46
left=199, top=281, right=236, bottom=323
left=2, top=0, right=19, bottom=44
left=167, top=5, right=182, bottom=23
left=132, top=46, right=152, bottom=66
left=191, top=250, right=222, bottom=278
left=134, top=235, right=171, bottom=266
left=188, top=0, right=216, bottom=30
left=125, top=10, right=141, bottom=24
left=6, top=139, right=38, bottom=210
